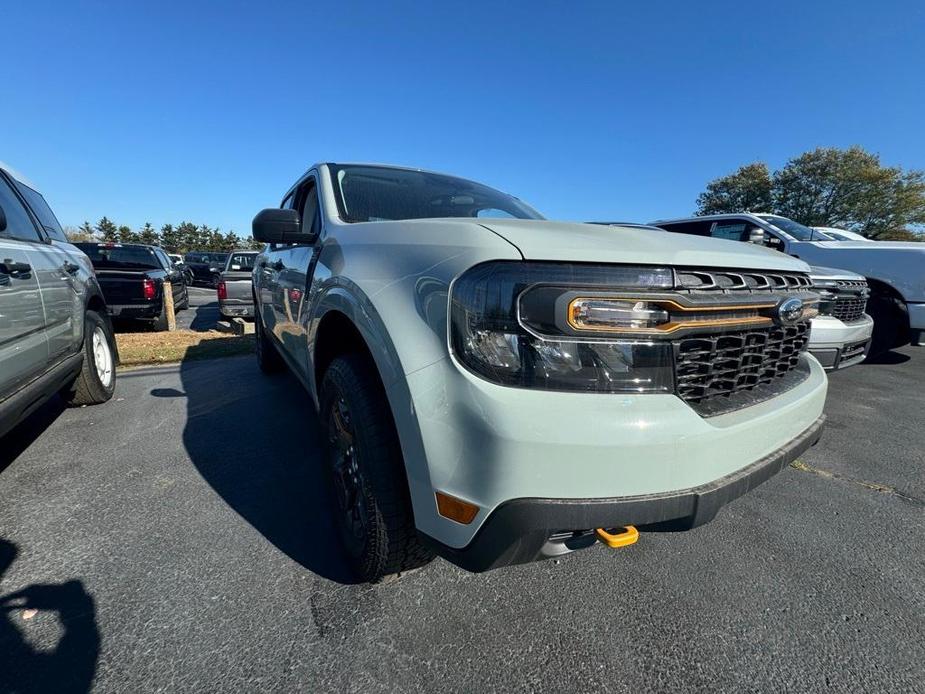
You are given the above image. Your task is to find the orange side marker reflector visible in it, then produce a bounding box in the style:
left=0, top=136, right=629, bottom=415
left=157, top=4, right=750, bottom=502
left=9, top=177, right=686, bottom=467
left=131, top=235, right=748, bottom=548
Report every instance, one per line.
left=595, top=526, right=639, bottom=548
left=435, top=491, right=479, bottom=525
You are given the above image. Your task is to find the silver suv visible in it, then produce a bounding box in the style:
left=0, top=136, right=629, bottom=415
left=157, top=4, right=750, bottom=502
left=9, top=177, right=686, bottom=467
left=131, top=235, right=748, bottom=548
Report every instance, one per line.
left=0, top=163, right=116, bottom=439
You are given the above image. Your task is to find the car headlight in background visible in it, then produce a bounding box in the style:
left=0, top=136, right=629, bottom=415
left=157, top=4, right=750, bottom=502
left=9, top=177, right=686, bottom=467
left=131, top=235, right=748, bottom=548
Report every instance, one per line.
left=811, top=278, right=837, bottom=316
left=450, top=261, right=676, bottom=393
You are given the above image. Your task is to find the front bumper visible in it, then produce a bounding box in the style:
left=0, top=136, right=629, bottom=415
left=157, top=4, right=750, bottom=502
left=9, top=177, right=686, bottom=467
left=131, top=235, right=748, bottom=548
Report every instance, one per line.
left=423, top=414, right=825, bottom=572
left=808, top=314, right=874, bottom=370
left=397, top=353, right=828, bottom=552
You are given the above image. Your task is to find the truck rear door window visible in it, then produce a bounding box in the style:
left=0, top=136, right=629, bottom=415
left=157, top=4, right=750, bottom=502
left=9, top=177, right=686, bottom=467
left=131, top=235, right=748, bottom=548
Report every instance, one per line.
left=79, top=245, right=161, bottom=269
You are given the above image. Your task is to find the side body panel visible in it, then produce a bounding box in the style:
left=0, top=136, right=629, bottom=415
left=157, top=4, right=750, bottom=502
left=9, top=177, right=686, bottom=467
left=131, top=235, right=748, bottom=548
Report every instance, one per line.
left=0, top=238, right=48, bottom=398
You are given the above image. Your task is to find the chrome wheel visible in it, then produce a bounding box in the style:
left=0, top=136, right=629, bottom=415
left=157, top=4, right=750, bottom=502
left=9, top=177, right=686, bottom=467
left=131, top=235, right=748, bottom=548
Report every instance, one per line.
left=328, top=395, right=368, bottom=556
left=92, top=326, right=113, bottom=388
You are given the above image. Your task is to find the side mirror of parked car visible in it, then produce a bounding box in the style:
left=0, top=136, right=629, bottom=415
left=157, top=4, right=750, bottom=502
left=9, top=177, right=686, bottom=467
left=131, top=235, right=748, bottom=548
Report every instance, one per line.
left=253, top=208, right=311, bottom=244
left=0, top=204, right=7, bottom=232
left=747, top=227, right=765, bottom=245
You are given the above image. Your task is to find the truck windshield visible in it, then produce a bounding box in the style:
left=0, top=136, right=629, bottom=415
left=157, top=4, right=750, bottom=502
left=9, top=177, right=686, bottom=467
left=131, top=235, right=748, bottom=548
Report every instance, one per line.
left=77, top=244, right=161, bottom=269
left=227, top=253, right=257, bottom=270
left=757, top=215, right=819, bottom=241
left=329, top=165, right=544, bottom=223
left=185, top=252, right=228, bottom=264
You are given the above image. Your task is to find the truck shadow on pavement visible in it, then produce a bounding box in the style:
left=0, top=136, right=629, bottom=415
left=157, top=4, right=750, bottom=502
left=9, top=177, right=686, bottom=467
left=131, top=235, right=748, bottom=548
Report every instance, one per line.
left=0, top=399, right=65, bottom=475
left=0, top=539, right=100, bottom=694
left=159, top=356, right=358, bottom=584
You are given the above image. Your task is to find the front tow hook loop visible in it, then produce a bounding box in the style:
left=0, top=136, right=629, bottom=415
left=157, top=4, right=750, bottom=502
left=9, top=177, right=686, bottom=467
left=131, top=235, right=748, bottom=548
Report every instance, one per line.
left=595, top=526, right=639, bottom=548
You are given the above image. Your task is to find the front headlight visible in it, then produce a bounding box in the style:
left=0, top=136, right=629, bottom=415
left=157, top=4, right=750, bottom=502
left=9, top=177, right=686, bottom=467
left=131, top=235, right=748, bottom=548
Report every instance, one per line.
left=811, top=279, right=837, bottom=316
left=449, top=261, right=676, bottom=393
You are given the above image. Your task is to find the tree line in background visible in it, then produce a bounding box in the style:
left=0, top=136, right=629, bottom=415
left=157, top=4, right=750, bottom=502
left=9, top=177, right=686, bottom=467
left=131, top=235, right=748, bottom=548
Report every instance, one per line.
left=695, top=146, right=925, bottom=240
left=64, top=219, right=263, bottom=253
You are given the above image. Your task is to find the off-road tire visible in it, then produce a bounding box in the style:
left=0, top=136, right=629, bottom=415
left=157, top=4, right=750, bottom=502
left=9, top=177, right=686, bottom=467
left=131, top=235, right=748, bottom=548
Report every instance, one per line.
left=61, top=310, right=116, bottom=406
left=255, top=310, right=284, bottom=373
left=176, top=287, right=189, bottom=311
left=320, top=354, right=434, bottom=582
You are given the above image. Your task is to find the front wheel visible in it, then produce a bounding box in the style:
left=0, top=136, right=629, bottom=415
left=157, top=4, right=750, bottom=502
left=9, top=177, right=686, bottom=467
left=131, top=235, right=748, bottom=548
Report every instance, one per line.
left=61, top=310, right=117, bottom=406
left=320, top=354, right=433, bottom=582
left=866, top=293, right=909, bottom=358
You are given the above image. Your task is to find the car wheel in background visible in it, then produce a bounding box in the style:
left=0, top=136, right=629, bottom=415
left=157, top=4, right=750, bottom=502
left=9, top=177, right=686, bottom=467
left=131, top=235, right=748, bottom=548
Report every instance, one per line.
left=255, top=311, right=284, bottom=373
left=61, top=310, right=117, bottom=406
left=176, top=287, right=189, bottom=311
left=320, top=354, right=434, bottom=583
left=866, top=293, right=909, bottom=358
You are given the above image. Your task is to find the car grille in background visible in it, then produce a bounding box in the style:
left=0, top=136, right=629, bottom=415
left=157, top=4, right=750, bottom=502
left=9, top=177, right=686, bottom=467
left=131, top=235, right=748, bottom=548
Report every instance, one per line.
left=831, top=279, right=869, bottom=323
left=674, top=323, right=811, bottom=404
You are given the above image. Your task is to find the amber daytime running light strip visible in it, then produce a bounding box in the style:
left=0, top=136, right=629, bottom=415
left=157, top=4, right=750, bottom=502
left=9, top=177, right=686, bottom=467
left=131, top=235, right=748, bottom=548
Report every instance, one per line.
left=566, top=297, right=806, bottom=335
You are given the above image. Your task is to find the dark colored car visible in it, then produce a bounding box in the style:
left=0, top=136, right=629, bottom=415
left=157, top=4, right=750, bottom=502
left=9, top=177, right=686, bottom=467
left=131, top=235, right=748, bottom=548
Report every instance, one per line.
left=75, top=243, right=189, bottom=331
left=184, top=251, right=229, bottom=287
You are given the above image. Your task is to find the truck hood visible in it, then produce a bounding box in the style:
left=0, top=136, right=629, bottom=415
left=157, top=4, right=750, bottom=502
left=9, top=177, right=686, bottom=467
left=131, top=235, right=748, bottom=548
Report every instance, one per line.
left=479, top=219, right=811, bottom=272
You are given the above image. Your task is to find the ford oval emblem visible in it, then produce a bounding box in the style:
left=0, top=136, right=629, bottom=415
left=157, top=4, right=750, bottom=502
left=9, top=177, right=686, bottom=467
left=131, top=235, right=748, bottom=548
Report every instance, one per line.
left=777, top=297, right=805, bottom=325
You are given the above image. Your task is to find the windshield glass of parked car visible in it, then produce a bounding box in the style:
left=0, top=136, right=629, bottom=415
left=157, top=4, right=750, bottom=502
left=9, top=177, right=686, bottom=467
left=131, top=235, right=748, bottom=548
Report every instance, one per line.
left=78, top=245, right=161, bottom=269
left=227, top=253, right=257, bottom=270
left=186, top=252, right=228, bottom=265
left=757, top=215, right=820, bottom=241
left=330, top=165, right=544, bottom=222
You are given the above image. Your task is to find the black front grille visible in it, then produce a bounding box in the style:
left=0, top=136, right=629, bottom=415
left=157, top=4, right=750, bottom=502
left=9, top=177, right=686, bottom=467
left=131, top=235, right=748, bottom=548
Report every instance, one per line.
left=675, top=323, right=811, bottom=404
left=829, top=279, right=869, bottom=322
left=832, top=296, right=867, bottom=322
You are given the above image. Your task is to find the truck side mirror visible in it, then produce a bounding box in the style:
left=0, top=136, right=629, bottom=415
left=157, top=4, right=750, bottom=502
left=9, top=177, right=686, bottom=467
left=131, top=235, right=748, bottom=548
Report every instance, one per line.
left=252, top=208, right=312, bottom=244
left=747, top=227, right=765, bottom=245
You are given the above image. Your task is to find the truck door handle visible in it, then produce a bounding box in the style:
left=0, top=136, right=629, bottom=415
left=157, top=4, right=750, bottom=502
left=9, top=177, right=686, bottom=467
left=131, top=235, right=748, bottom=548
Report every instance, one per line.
left=63, top=261, right=80, bottom=275
left=0, top=260, right=32, bottom=277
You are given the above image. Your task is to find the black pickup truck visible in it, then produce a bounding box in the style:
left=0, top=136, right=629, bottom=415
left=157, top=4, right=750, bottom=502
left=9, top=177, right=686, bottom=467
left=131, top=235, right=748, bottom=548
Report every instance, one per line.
left=75, top=243, right=189, bottom=330
left=184, top=251, right=229, bottom=287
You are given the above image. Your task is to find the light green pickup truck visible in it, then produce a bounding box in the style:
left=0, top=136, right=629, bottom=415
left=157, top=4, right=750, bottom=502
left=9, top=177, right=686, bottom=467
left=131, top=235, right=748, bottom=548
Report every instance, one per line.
left=250, top=163, right=828, bottom=581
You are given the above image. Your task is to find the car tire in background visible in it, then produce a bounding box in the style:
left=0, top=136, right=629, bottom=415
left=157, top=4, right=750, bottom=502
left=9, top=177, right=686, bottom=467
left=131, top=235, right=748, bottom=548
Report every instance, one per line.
left=866, top=293, right=909, bottom=358
left=255, top=312, right=284, bottom=373
left=61, top=310, right=117, bottom=407
left=176, top=287, right=190, bottom=311
left=320, top=354, right=434, bottom=583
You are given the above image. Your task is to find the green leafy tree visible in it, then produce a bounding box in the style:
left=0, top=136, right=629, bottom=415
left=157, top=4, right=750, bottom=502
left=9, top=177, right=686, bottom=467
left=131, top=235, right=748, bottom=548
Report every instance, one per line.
left=118, top=225, right=136, bottom=243
left=138, top=222, right=160, bottom=246
left=696, top=147, right=925, bottom=240
left=773, top=147, right=925, bottom=239
left=174, top=222, right=199, bottom=252
left=96, top=216, right=118, bottom=243
left=158, top=224, right=178, bottom=252
left=223, top=231, right=241, bottom=249
left=695, top=163, right=772, bottom=215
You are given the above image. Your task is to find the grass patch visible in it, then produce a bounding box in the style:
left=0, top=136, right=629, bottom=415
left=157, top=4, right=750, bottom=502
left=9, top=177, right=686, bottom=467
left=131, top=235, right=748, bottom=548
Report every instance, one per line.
left=116, top=330, right=255, bottom=367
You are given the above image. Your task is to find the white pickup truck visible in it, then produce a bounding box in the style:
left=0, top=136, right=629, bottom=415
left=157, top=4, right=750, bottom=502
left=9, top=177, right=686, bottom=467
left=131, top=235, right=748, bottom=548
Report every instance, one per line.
left=651, top=213, right=925, bottom=354
left=251, top=163, right=827, bottom=582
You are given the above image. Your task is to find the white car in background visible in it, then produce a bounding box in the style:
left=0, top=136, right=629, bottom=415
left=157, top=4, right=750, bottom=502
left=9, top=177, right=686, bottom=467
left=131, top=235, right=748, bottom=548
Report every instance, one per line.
left=812, top=227, right=873, bottom=242
left=807, top=266, right=873, bottom=370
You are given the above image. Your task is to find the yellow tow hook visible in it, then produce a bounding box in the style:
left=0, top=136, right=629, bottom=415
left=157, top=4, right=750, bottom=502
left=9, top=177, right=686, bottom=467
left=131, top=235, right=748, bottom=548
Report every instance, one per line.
left=595, top=525, right=639, bottom=548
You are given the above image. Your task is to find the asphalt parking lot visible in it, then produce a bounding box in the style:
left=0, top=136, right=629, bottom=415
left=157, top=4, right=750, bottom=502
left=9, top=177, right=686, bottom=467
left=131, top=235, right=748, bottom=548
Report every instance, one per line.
left=0, top=348, right=923, bottom=693
left=175, top=287, right=220, bottom=332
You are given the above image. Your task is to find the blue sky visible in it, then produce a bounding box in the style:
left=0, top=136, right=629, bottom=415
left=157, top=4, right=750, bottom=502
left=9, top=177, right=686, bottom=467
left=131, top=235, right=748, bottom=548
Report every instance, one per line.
left=3, top=1, right=924, bottom=234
